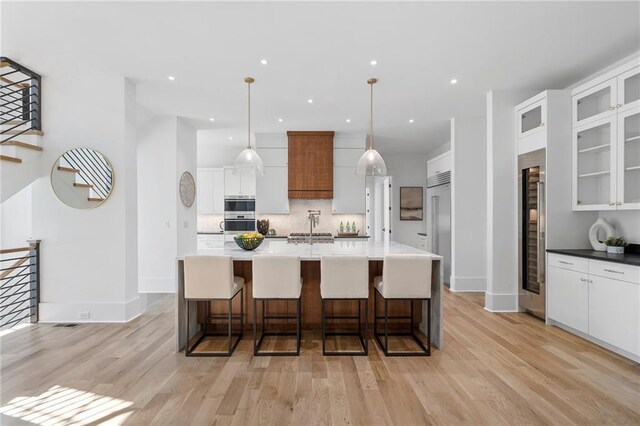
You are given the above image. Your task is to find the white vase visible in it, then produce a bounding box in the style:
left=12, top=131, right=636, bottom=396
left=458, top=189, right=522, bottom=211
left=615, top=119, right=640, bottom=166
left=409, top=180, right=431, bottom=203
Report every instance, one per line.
left=606, top=246, right=624, bottom=254
left=589, top=218, right=615, bottom=252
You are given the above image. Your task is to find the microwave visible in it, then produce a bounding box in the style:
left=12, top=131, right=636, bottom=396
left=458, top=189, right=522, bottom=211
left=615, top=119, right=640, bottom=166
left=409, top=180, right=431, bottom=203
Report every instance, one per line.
left=224, top=197, right=255, bottom=213
left=224, top=215, right=256, bottom=233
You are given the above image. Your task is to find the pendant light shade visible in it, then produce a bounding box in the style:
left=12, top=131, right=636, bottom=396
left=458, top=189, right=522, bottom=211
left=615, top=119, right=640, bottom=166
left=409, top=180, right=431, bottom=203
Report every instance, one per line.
left=356, top=78, right=387, bottom=176
left=234, top=77, right=264, bottom=176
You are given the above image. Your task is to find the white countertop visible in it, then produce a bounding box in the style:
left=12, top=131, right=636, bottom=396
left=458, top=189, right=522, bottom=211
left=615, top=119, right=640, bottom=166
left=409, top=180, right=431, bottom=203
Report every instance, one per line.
left=181, top=240, right=442, bottom=261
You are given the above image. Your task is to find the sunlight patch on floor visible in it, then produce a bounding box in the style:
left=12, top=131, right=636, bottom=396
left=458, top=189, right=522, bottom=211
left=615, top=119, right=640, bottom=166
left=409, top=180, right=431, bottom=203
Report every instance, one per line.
left=0, top=385, right=133, bottom=425
left=0, top=322, right=33, bottom=338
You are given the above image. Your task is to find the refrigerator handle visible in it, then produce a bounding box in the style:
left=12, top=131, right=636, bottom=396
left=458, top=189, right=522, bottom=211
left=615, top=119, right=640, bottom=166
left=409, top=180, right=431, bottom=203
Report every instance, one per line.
left=537, top=182, right=545, bottom=284
left=431, top=195, right=438, bottom=253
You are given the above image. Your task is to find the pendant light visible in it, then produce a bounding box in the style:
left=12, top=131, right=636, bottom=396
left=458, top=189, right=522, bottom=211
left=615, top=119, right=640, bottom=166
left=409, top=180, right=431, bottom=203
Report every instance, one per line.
left=234, top=77, right=264, bottom=176
left=356, top=78, right=387, bottom=176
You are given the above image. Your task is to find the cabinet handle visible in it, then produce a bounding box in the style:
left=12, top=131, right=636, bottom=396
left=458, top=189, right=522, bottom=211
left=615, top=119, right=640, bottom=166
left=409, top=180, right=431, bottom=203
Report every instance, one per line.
left=603, top=269, right=624, bottom=275
left=609, top=202, right=615, bottom=206
left=616, top=202, right=622, bottom=206
left=558, top=261, right=573, bottom=265
left=617, top=104, right=622, bottom=108
left=539, top=122, right=544, bottom=127
left=609, top=106, right=616, bottom=110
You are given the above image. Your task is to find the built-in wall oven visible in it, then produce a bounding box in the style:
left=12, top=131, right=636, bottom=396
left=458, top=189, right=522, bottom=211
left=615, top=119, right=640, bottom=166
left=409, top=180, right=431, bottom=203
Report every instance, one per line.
left=224, top=196, right=255, bottom=235
left=518, top=149, right=546, bottom=320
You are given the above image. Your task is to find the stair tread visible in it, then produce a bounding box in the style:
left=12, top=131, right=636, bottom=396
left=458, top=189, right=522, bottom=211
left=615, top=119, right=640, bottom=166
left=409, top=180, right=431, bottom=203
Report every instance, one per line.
left=0, top=154, right=22, bottom=163
left=74, top=183, right=93, bottom=188
left=88, top=197, right=105, bottom=202
left=1, top=120, right=28, bottom=126
left=58, top=166, right=79, bottom=173
left=2, top=140, right=42, bottom=151
left=1, top=129, right=44, bottom=136
left=0, top=75, right=29, bottom=89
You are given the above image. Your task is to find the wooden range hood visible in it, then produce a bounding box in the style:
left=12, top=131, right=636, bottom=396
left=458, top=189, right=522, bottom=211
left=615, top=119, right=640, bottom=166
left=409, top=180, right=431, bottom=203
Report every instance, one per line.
left=287, top=131, right=334, bottom=199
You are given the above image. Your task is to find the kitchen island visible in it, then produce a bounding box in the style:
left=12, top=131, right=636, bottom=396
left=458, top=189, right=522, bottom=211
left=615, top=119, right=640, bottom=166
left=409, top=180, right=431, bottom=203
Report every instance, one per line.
left=175, top=240, right=443, bottom=352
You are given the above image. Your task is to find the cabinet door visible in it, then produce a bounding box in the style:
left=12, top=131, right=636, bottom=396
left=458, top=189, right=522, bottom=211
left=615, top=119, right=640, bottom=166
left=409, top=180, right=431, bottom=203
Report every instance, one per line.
left=332, top=167, right=365, bottom=214
left=572, top=78, right=617, bottom=127
left=547, top=266, right=589, bottom=334
left=197, top=169, right=214, bottom=214
left=212, top=169, right=224, bottom=214
left=241, top=173, right=256, bottom=197
left=573, top=117, right=617, bottom=211
left=617, top=66, right=640, bottom=113
left=517, top=99, right=546, bottom=139
left=589, top=274, right=640, bottom=356
left=616, top=108, right=640, bottom=210
left=256, top=166, right=289, bottom=214
left=224, top=168, right=241, bottom=197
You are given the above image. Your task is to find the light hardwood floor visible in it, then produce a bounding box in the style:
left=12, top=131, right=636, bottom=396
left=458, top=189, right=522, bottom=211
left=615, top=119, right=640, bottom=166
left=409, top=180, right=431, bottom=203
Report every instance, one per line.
left=1, top=291, right=639, bottom=425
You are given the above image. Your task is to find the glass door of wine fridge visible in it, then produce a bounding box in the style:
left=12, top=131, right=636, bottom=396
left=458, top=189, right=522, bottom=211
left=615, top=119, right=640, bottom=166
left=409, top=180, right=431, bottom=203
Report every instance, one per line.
left=518, top=149, right=546, bottom=320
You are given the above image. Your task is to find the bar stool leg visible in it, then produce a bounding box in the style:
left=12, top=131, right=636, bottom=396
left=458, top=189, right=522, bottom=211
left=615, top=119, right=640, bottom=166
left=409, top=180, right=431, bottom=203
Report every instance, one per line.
left=322, top=299, right=326, bottom=355
left=384, top=298, right=389, bottom=356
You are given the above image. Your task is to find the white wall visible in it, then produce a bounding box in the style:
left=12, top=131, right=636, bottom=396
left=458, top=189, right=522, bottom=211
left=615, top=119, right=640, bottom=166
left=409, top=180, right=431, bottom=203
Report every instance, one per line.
left=385, top=153, right=428, bottom=248
left=137, top=116, right=197, bottom=293
left=27, top=56, right=140, bottom=323
left=451, top=116, right=487, bottom=292
left=0, top=185, right=32, bottom=249
left=485, top=90, right=538, bottom=311
left=599, top=211, right=640, bottom=243
left=197, top=130, right=243, bottom=168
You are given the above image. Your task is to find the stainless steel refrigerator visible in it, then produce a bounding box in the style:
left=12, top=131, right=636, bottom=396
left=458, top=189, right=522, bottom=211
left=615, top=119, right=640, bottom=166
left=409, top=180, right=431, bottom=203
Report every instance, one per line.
left=518, top=149, right=546, bottom=319
left=426, top=172, right=451, bottom=287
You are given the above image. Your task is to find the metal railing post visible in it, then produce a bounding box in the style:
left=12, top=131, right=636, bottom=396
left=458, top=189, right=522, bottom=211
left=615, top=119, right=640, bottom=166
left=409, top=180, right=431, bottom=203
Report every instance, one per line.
left=27, top=239, right=40, bottom=323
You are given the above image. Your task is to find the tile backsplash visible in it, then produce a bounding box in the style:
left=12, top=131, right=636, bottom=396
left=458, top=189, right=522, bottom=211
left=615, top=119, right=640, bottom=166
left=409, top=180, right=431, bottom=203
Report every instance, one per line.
left=197, top=199, right=365, bottom=236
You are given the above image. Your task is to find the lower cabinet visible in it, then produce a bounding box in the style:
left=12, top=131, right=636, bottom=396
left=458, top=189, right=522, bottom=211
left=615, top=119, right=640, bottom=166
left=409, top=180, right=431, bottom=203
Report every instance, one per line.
left=547, top=253, right=640, bottom=359
left=588, top=274, right=640, bottom=356
left=547, top=265, right=589, bottom=334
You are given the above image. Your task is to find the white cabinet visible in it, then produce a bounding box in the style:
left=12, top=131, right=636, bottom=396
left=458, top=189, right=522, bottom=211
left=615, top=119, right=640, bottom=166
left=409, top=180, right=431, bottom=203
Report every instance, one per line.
left=332, top=149, right=365, bottom=214
left=517, top=97, right=546, bottom=139
left=256, top=167, right=289, bottom=214
left=588, top=274, right=640, bottom=356
left=418, top=234, right=428, bottom=251
left=427, top=152, right=451, bottom=178
left=572, top=60, right=640, bottom=210
left=197, top=168, right=224, bottom=214
left=224, top=167, right=255, bottom=197
left=547, top=265, right=589, bottom=334
left=547, top=253, right=640, bottom=360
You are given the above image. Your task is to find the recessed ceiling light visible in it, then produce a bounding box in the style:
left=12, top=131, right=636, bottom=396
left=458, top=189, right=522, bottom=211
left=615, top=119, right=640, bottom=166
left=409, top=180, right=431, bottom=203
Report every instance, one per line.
left=307, top=99, right=313, bottom=104
left=209, top=118, right=215, bottom=122
left=228, top=136, right=233, bottom=140
left=346, top=119, right=351, bottom=123
left=278, top=118, right=283, bottom=122
left=370, top=60, right=378, bottom=66
left=450, top=78, right=458, bottom=84
left=409, top=119, right=415, bottom=124
left=260, top=59, right=268, bottom=65
left=168, top=76, right=175, bottom=81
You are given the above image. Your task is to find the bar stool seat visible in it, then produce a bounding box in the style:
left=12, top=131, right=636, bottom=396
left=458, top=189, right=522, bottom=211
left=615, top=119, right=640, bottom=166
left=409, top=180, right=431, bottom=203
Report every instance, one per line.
left=184, top=255, right=244, bottom=357
left=321, top=256, right=369, bottom=356
left=252, top=255, right=303, bottom=356
left=374, top=254, right=432, bottom=356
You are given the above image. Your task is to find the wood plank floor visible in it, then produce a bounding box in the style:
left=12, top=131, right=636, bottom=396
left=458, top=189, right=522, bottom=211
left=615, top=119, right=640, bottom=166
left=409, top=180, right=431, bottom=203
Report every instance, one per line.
left=1, top=291, right=639, bottom=425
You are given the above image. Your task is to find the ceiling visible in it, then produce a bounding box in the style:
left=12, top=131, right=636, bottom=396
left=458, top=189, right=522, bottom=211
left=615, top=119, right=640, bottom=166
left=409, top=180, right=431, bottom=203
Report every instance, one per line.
left=3, top=1, right=640, bottom=154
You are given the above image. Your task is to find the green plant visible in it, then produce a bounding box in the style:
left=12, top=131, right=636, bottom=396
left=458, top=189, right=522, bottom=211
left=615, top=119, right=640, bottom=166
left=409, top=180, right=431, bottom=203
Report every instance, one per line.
left=604, top=237, right=627, bottom=247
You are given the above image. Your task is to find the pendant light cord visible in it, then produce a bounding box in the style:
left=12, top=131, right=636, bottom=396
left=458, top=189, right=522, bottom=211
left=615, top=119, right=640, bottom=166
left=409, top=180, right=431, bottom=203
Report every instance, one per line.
left=247, top=80, right=251, bottom=149
left=369, top=81, right=374, bottom=150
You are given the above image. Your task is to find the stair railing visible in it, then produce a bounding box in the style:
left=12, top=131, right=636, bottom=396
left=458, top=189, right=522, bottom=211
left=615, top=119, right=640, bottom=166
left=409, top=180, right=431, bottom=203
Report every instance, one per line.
left=62, top=149, right=112, bottom=199
left=0, top=240, right=40, bottom=329
left=0, top=57, right=42, bottom=145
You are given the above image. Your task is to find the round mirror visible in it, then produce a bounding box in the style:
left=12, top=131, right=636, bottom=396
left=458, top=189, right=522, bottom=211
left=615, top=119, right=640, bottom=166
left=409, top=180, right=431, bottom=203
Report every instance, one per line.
left=51, top=148, right=114, bottom=209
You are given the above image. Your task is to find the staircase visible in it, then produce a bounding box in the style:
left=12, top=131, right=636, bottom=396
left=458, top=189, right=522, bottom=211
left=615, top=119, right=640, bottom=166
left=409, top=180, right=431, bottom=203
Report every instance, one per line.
left=1, top=57, right=43, bottom=202
left=52, top=149, right=112, bottom=207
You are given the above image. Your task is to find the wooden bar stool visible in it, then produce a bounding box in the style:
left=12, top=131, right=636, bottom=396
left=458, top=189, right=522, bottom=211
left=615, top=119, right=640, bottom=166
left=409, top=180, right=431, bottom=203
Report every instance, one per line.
left=184, top=255, right=244, bottom=357
left=373, top=254, right=432, bottom=356
left=320, top=255, right=369, bottom=356
left=252, top=255, right=303, bottom=356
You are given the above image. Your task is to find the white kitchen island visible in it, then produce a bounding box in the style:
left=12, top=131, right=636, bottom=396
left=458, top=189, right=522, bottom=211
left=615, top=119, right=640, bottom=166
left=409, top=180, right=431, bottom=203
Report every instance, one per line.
left=175, top=240, right=443, bottom=353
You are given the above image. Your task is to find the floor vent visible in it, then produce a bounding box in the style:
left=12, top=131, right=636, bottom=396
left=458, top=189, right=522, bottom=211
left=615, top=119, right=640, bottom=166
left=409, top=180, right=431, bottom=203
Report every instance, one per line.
left=54, top=324, right=79, bottom=327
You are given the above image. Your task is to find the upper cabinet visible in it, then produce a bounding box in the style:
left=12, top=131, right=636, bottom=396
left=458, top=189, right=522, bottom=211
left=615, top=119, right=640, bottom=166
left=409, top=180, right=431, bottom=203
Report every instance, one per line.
left=224, top=167, right=255, bottom=197
left=255, top=134, right=289, bottom=214
left=518, top=98, right=546, bottom=139
left=572, top=60, right=640, bottom=211
left=288, top=131, right=334, bottom=199
left=332, top=148, right=365, bottom=214
left=427, top=151, right=451, bottom=178
left=197, top=168, right=224, bottom=214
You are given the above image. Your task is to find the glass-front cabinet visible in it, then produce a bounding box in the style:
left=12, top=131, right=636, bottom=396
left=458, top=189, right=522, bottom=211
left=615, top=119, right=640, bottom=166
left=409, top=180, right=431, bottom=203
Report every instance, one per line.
left=617, top=109, right=640, bottom=209
left=573, top=79, right=617, bottom=127
left=518, top=99, right=545, bottom=138
left=617, top=66, right=640, bottom=113
left=573, top=118, right=616, bottom=210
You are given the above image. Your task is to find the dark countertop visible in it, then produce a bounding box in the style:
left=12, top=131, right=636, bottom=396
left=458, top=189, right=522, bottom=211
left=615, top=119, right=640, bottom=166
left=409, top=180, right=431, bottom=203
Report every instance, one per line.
left=417, top=232, right=427, bottom=237
left=198, top=232, right=223, bottom=235
left=335, top=235, right=370, bottom=239
left=547, top=248, right=640, bottom=267
left=265, top=235, right=287, bottom=239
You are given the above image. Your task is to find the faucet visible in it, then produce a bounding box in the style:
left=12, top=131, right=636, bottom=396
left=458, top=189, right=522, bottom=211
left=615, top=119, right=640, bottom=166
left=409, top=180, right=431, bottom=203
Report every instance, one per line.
left=307, top=210, right=321, bottom=244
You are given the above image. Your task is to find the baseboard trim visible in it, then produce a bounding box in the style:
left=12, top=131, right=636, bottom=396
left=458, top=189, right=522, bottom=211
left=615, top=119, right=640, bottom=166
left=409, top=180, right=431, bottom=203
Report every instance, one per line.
left=449, top=276, right=486, bottom=292
left=39, top=296, right=142, bottom=323
left=484, top=292, right=518, bottom=312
